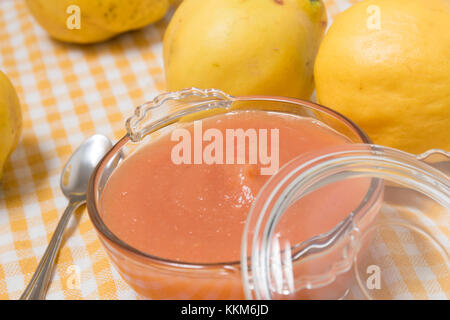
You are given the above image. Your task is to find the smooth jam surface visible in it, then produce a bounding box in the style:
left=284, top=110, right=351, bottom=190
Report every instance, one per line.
left=100, top=111, right=368, bottom=263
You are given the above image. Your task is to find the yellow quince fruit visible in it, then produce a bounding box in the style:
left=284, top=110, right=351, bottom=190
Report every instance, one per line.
left=314, top=0, right=450, bottom=154
left=0, top=70, right=22, bottom=180
left=164, top=0, right=327, bottom=99
left=26, top=0, right=173, bottom=44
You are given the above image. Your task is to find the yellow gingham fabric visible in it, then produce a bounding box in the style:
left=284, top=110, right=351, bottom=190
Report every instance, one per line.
left=0, top=0, right=447, bottom=300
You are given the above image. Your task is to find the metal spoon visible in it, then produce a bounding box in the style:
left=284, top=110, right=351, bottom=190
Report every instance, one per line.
left=20, top=134, right=112, bottom=300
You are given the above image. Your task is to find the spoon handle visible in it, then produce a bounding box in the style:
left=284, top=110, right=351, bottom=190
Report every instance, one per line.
left=20, top=200, right=83, bottom=300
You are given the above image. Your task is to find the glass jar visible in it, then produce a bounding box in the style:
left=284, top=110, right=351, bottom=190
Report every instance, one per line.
left=86, top=88, right=449, bottom=299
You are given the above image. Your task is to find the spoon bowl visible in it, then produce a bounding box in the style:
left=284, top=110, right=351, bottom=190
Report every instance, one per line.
left=61, top=134, right=113, bottom=199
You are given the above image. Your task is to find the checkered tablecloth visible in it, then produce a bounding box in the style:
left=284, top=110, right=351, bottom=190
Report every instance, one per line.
left=0, top=0, right=448, bottom=300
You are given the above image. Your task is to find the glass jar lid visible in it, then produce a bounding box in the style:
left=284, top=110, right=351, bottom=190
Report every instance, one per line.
left=241, top=144, right=449, bottom=300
